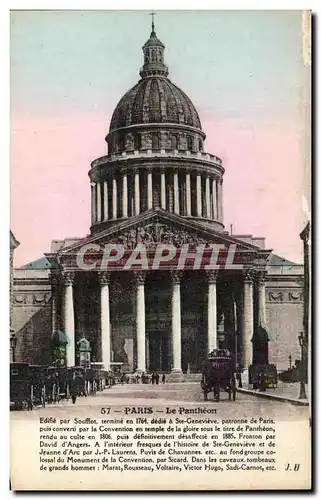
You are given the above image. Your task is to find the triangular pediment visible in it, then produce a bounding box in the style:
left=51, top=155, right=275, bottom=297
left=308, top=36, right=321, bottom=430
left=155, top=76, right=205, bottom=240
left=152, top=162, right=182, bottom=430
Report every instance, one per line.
left=45, top=210, right=272, bottom=271
left=58, top=209, right=264, bottom=254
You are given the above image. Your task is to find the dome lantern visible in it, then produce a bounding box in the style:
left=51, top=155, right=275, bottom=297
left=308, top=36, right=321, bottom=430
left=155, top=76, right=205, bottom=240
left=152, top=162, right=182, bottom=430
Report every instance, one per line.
left=139, top=18, right=169, bottom=79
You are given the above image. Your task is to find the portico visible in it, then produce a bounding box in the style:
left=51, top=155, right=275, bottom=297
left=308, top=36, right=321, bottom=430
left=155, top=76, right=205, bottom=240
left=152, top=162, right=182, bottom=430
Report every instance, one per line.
left=49, top=214, right=269, bottom=374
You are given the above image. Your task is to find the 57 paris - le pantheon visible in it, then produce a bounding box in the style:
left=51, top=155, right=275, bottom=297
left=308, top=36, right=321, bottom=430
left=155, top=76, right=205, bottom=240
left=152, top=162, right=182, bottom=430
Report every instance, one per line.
left=11, top=20, right=304, bottom=376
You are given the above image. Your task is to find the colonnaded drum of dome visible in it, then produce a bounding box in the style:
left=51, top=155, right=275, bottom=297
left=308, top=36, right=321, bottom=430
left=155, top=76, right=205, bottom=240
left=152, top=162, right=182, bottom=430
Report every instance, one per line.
left=89, top=22, right=224, bottom=230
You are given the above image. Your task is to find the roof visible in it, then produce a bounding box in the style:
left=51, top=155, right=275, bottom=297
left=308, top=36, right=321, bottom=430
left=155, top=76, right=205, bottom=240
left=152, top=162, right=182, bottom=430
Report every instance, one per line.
left=51, top=330, right=69, bottom=345
left=10, top=231, right=20, bottom=250
left=109, top=77, right=202, bottom=132
left=268, top=254, right=297, bottom=266
left=19, top=256, right=52, bottom=270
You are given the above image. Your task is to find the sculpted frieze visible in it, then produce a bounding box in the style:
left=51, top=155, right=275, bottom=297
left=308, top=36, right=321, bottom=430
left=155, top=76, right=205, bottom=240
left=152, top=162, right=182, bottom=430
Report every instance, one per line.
left=14, top=294, right=27, bottom=305
left=107, top=222, right=208, bottom=249
left=267, top=290, right=303, bottom=303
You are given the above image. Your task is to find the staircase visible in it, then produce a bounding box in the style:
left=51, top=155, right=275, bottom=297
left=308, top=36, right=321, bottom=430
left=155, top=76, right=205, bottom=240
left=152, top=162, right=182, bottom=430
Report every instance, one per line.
left=163, top=372, right=202, bottom=383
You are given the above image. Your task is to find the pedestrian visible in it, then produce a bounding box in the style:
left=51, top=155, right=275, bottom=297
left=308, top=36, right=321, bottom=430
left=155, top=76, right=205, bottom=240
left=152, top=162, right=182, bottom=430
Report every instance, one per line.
left=155, top=372, right=160, bottom=385
left=152, top=373, right=155, bottom=385
left=162, top=373, right=166, bottom=384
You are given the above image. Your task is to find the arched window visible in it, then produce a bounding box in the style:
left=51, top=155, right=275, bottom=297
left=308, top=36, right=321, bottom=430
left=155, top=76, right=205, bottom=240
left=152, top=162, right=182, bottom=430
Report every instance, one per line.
left=198, top=139, right=203, bottom=152
left=171, top=135, right=177, bottom=150
left=152, top=133, right=160, bottom=150
left=134, top=134, right=141, bottom=150
left=187, top=136, right=193, bottom=151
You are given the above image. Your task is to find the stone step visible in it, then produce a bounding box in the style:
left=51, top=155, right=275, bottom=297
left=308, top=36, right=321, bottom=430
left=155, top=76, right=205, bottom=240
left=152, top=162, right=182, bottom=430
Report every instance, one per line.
left=163, top=373, right=202, bottom=383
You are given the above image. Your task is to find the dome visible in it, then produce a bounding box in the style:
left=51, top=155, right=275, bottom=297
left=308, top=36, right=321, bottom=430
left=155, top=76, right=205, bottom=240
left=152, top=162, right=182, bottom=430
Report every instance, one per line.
left=109, top=77, right=202, bottom=132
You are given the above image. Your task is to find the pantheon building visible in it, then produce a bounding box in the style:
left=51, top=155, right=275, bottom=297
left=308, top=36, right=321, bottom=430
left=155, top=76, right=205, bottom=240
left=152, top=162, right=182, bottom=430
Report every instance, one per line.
left=12, top=23, right=304, bottom=375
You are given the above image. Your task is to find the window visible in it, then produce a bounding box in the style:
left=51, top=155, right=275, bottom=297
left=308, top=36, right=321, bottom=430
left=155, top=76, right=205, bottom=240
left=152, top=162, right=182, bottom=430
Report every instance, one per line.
left=152, top=133, right=160, bottom=150
left=198, top=139, right=203, bottom=152
left=134, top=134, right=141, bottom=150
left=187, top=136, right=193, bottom=151
left=171, top=135, right=177, bottom=150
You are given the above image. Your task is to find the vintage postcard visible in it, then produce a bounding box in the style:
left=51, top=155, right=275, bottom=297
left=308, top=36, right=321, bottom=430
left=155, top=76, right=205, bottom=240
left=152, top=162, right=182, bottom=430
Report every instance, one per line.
left=10, top=9, right=311, bottom=491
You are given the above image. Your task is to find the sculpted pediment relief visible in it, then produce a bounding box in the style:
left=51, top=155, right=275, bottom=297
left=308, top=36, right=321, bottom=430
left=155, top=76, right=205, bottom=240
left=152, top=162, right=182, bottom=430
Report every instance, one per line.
left=107, top=221, right=208, bottom=249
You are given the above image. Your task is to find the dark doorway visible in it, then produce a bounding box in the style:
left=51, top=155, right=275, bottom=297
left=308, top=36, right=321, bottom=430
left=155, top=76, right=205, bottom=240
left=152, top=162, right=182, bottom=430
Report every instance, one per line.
left=148, top=331, right=170, bottom=372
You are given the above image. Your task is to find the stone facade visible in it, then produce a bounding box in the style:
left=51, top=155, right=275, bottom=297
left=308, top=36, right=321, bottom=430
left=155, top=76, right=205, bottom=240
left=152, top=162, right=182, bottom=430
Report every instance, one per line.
left=11, top=23, right=304, bottom=374
left=10, top=231, right=19, bottom=333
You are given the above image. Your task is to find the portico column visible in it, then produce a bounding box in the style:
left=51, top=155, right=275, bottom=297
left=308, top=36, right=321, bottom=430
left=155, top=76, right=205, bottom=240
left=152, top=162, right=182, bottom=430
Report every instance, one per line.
left=205, top=176, right=211, bottom=218
left=212, top=179, right=217, bottom=219
left=196, top=174, right=202, bottom=217
left=147, top=170, right=153, bottom=210
left=112, top=176, right=117, bottom=219
left=160, top=169, right=166, bottom=210
left=134, top=170, right=140, bottom=215
left=186, top=173, right=191, bottom=216
left=173, top=170, right=179, bottom=214
left=96, top=183, right=102, bottom=222
left=103, top=181, right=108, bottom=220
left=91, top=183, right=96, bottom=225
left=135, top=272, right=146, bottom=372
left=207, top=270, right=218, bottom=353
left=99, top=272, right=111, bottom=371
left=50, top=273, right=58, bottom=336
left=171, top=272, right=182, bottom=373
left=122, top=172, right=128, bottom=218
left=243, top=270, right=254, bottom=372
left=63, top=272, right=75, bottom=367
left=257, top=271, right=267, bottom=326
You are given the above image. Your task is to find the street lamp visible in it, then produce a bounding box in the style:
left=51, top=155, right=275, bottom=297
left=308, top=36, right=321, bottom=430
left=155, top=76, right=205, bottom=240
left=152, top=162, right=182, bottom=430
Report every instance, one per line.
left=288, top=354, right=292, bottom=370
left=298, top=332, right=307, bottom=399
left=10, top=333, right=17, bottom=362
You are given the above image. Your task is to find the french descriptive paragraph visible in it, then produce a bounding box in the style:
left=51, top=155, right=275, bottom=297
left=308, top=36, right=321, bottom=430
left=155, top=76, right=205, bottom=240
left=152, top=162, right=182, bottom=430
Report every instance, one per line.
left=38, top=412, right=277, bottom=474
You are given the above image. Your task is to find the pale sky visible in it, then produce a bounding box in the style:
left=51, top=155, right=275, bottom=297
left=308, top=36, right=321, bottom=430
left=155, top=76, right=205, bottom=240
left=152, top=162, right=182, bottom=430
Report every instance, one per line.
left=10, top=10, right=308, bottom=266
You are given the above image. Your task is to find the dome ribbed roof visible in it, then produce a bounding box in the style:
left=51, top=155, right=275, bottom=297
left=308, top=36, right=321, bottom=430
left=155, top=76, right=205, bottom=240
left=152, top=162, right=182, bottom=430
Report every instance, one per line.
left=108, top=25, right=202, bottom=134
left=109, top=77, right=202, bottom=132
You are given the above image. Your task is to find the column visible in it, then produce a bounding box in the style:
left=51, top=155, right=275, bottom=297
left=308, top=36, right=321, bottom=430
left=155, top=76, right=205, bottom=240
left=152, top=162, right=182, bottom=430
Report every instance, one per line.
left=186, top=173, right=191, bottom=216
left=96, top=183, right=101, bottom=222
left=173, top=170, right=179, bottom=214
left=243, top=270, right=254, bottom=371
left=91, top=183, right=96, bottom=225
left=218, top=179, right=223, bottom=222
left=205, top=176, right=211, bottom=218
left=122, top=172, right=128, bottom=218
left=112, top=176, right=117, bottom=219
left=221, top=180, right=224, bottom=221
left=171, top=272, right=182, bottom=372
left=160, top=169, right=166, bottom=210
left=212, top=179, right=217, bottom=219
left=63, top=272, right=75, bottom=367
left=99, top=272, right=111, bottom=371
left=147, top=170, right=153, bottom=209
left=196, top=174, right=202, bottom=217
left=103, top=181, right=108, bottom=221
left=134, top=170, right=140, bottom=215
left=135, top=272, right=146, bottom=372
left=207, top=271, right=218, bottom=353
left=50, top=273, right=58, bottom=336
left=257, top=271, right=267, bottom=326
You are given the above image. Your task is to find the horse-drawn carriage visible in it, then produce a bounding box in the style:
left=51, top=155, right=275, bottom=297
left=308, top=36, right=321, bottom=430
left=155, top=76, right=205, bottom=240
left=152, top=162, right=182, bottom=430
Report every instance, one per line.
left=201, top=350, right=236, bottom=402
left=10, top=362, right=34, bottom=410
left=69, top=366, right=87, bottom=403
left=45, top=365, right=70, bottom=403
left=29, top=365, right=47, bottom=408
